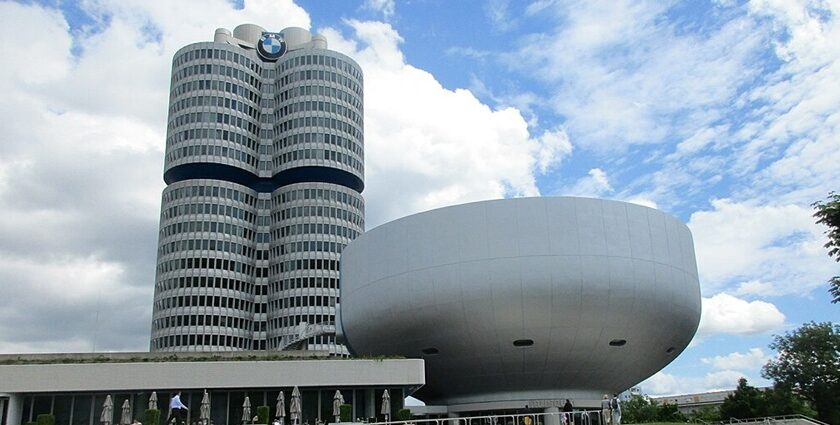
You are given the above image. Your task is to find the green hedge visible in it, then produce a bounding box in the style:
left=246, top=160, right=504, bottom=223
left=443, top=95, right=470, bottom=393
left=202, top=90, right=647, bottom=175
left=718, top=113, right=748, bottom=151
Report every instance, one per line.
left=396, top=409, right=412, bottom=421
left=339, top=404, right=352, bottom=423
left=36, top=415, right=55, bottom=425
left=144, top=409, right=161, bottom=425
left=257, top=406, right=270, bottom=425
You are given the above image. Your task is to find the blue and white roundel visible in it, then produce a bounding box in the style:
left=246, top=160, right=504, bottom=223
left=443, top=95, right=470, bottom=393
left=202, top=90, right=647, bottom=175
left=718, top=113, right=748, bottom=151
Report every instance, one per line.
left=257, top=32, right=286, bottom=60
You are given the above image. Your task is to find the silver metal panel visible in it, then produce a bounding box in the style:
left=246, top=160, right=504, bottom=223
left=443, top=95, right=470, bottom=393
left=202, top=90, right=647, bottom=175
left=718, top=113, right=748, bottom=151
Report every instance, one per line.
left=339, top=197, right=701, bottom=405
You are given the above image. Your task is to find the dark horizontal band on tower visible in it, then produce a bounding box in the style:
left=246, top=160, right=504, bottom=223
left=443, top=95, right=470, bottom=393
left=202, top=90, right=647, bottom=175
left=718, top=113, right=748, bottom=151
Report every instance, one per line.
left=163, top=163, right=364, bottom=193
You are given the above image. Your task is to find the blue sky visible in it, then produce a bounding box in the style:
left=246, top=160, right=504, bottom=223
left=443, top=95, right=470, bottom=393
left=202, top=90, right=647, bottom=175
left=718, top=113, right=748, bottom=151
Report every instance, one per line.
left=0, top=0, right=837, bottom=397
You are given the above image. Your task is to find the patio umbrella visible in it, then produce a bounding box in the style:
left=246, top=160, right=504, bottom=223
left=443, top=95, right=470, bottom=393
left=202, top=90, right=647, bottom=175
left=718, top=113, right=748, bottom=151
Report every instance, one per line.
left=332, top=391, right=344, bottom=423
left=380, top=390, right=390, bottom=422
left=149, top=393, right=159, bottom=411
left=200, top=390, right=211, bottom=425
left=241, top=397, right=252, bottom=425
left=275, top=392, right=286, bottom=421
left=100, top=395, right=114, bottom=425
left=289, top=387, right=301, bottom=425
left=120, top=400, right=132, bottom=425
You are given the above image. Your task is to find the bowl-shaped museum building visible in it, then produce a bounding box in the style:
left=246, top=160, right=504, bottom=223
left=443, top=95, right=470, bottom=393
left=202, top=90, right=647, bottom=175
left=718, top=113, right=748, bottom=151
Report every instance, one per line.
left=338, top=197, right=701, bottom=410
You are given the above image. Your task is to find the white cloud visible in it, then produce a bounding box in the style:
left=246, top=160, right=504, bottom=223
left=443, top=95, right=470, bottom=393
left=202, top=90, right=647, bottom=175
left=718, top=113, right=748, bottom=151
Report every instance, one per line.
left=641, top=369, right=753, bottom=397
left=363, top=0, right=396, bottom=20
left=0, top=0, right=310, bottom=353
left=688, top=199, right=833, bottom=295
left=702, top=348, right=772, bottom=371
left=561, top=168, right=613, bottom=198
left=699, top=293, right=785, bottom=336
left=320, top=20, right=565, bottom=226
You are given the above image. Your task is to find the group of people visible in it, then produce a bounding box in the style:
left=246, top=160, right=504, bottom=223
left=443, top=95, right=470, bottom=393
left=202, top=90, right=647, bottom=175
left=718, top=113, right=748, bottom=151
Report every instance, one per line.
left=600, top=394, right=621, bottom=425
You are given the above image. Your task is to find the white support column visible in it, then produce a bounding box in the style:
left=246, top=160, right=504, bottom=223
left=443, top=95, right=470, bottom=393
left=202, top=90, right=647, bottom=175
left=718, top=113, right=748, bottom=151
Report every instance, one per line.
left=364, top=390, right=374, bottom=421
left=447, top=412, right=459, bottom=425
left=1, top=394, right=23, bottom=425
left=543, top=407, right=560, bottom=425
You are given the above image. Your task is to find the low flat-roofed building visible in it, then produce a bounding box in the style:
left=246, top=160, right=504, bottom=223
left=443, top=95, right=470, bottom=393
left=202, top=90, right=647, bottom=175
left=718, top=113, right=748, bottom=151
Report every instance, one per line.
left=0, top=352, right=424, bottom=425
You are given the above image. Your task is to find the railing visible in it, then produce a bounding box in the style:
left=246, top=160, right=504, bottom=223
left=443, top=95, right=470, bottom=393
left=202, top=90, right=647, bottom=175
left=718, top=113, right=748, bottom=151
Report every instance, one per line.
left=278, top=322, right=335, bottom=351
left=721, top=415, right=828, bottom=425
left=361, top=410, right=604, bottom=425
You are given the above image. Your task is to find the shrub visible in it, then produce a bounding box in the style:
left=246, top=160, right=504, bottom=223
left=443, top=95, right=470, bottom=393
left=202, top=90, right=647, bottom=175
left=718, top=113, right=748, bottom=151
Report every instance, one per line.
left=144, top=409, right=161, bottom=425
left=396, top=409, right=412, bottom=421
left=257, top=406, right=270, bottom=425
left=37, top=414, right=55, bottom=425
left=339, top=404, right=352, bottom=423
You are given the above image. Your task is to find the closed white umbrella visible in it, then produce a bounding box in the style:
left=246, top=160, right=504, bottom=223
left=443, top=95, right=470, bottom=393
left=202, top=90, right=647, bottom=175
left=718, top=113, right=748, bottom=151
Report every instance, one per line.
left=149, top=393, right=159, bottom=411
left=200, top=391, right=211, bottom=425
left=275, top=392, right=286, bottom=421
left=242, top=397, right=252, bottom=425
left=101, top=395, right=114, bottom=425
left=332, top=391, right=344, bottom=423
left=120, top=400, right=132, bottom=425
left=380, top=390, right=390, bottom=422
left=289, top=387, right=301, bottom=425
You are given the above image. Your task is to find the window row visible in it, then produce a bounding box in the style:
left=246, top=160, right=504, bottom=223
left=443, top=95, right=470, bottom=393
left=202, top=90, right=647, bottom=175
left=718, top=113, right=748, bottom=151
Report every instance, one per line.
left=169, top=128, right=259, bottom=159
left=275, top=131, right=362, bottom=158
left=271, top=294, right=336, bottom=310
left=274, top=258, right=340, bottom=273
left=276, top=115, right=362, bottom=141
left=154, top=312, right=255, bottom=331
left=270, top=276, right=340, bottom=292
left=169, top=111, right=260, bottom=146
left=275, top=205, right=363, bottom=227
left=173, top=62, right=260, bottom=92
left=275, top=223, right=360, bottom=240
left=170, top=95, right=260, bottom=128
left=172, top=78, right=260, bottom=110
left=157, top=275, right=259, bottom=294
left=277, top=98, right=361, bottom=126
left=159, top=237, right=259, bottom=257
left=155, top=292, right=258, bottom=312
left=160, top=219, right=256, bottom=241
left=280, top=239, right=346, bottom=255
left=157, top=256, right=257, bottom=275
left=278, top=69, right=361, bottom=98
left=154, top=333, right=254, bottom=350
left=164, top=184, right=258, bottom=207
left=175, top=46, right=260, bottom=75
left=275, top=187, right=363, bottom=209
left=163, top=201, right=258, bottom=223
left=273, top=148, right=363, bottom=173
left=278, top=53, right=362, bottom=82
left=277, top=83, right=362, bottom=112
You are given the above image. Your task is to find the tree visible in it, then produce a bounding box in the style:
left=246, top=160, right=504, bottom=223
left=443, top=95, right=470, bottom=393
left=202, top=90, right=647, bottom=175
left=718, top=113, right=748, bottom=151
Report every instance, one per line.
left=812, top=191, right=840, bottom=303
left=620, top=394, right=685, bottom=424
left=720, top=378, right=765, bottom=419
left=762, top=322, right=840, bottom=424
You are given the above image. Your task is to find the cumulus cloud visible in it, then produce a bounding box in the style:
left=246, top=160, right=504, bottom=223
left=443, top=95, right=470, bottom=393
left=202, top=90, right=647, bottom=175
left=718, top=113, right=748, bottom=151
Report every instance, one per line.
left=0, top=0, right=310, bottom=353
left=320, top=20, right=567, bottom=226
left=363, top=0, right=396, bottom=20
left=699, top=293, right=785, bottom=336
left=688, top=199, right=833, bottom=295
left=561, top=168, right=613, bottom=198
left=702, top=348, right=771, bottom=371
left=641, top=369, right=753, bottom=396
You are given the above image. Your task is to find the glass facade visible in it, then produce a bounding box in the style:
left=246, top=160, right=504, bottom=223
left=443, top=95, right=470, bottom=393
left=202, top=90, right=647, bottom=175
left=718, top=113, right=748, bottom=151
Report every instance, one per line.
left=151, top=29, right=364, bottom=356
left=14, top=389, right=403, bottom=425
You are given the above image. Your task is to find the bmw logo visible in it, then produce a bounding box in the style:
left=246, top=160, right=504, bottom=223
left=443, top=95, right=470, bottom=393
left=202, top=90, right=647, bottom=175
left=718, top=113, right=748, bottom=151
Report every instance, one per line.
left=257, top=32, right=286, bottom=60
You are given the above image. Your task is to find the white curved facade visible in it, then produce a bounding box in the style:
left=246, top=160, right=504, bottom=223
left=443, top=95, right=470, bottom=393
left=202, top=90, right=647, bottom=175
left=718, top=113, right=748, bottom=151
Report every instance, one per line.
left=339, top=197, right=701, bottom=406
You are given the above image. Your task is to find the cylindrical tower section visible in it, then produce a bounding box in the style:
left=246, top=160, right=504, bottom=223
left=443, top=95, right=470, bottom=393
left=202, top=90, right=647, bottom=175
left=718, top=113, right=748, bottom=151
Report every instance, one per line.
left=151, top=179, right=258, bottom=351
left=267, top=49, right=364, bottom=356
left=152, top=41, right=265, bottom=352
left=163, top=42, right=263, bottom=183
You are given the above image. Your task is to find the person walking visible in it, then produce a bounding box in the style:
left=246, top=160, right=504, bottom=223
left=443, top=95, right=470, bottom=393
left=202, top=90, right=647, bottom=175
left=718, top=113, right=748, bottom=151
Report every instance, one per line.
left=562, top=399, right=573, bottom=425
left=600, top=395, right=611, bottom=425
left=610, top=395, right=621, bottom=425
left=169, top=392, right=189, bottom=425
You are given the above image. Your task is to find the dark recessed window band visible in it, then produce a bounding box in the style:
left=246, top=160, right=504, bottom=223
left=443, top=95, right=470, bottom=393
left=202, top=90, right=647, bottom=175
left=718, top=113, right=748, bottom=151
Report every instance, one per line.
left=164, top=163, right=364, bottom=193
